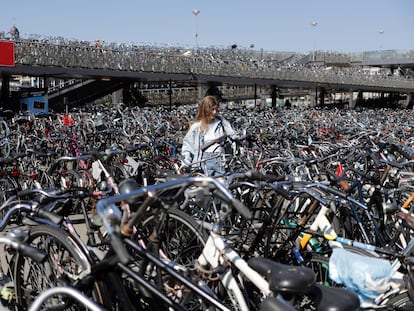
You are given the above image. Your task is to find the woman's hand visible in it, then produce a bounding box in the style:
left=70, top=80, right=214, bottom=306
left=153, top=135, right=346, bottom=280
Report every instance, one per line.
left=178, top=164, right=187, bottom=175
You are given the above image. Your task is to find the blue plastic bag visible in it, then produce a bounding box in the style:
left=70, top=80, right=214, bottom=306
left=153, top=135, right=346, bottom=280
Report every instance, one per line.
left=329, top=248, right=392, bottom=302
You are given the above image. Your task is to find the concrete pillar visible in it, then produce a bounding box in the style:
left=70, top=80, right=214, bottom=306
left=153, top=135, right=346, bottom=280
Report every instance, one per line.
left=43, top=76, right=49, bottom=89
left=0, top=75, right=10, bottom=110
left=348, top=91, right=356, bottom=109
left=271, top=85, right=278, bottom=109
left=197, top=82, right=209, bottom=102
left=254, top=84, right=258, bottom=108
left=168, top=80, right=173, bottom=111
left=380, top=91, right=385, bottom=106
left=310, top=89, right=317, bottom=107
left=197, top=84, right=204, bottom=102
left=112, top=89, right=122, bottom=105
left=63, top=97, right=68, bottom=113
left=357, top=90, right=363, bottom=107
left=319, top=87, right=325, bottom=106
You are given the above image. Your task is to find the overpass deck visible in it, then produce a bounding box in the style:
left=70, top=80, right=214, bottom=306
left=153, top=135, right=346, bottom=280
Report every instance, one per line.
left=1, top=39, right=414, bottom=109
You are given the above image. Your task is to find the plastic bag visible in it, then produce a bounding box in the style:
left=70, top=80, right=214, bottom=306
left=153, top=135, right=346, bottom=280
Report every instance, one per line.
left=329, top=247, right=392, bottom=302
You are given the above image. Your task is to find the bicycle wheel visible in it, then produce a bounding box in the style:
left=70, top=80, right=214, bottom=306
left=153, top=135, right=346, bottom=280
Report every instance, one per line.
left=76, top=168, right=94, bottom=189
left=13, top=224, right=108, bottom=310
left=0, top=174, right=19, bottom=203
left=135, top=115, right=149, bottom=135
left=129, top=208, right=208, bottom=309
left=136, top=208, right=207, bottom=266
left=109, top=163, right=130, bottom=184
left=59, top=169, right=84, bottom=189
left=122, top=116, right=137, bottom=137
left=0, top=140, right=11, bottom=158
left=0, top=120, right=10, bottom=138
left=0, top=175, right=21, bottom=222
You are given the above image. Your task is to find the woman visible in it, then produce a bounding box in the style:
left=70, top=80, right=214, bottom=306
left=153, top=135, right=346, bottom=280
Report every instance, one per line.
left=179, top=96, right=235, bottom=176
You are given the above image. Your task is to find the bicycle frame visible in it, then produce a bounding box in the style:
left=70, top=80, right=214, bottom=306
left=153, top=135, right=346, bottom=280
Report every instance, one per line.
left=287, top=181, right=385, bottom=250
left=197, top=222, right=272, bottom=311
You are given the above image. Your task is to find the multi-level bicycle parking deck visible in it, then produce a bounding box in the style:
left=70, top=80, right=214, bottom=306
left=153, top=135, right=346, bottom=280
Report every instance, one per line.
left=1, top=37, right=414, bottom=111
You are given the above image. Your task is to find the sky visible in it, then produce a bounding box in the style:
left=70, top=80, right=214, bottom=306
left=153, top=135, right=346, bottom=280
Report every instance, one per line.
left=1, top=0, right=413, bottom=54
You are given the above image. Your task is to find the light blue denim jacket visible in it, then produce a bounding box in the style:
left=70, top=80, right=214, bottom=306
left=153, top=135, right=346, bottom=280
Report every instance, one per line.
left=181, top=116, right=235, bottom=167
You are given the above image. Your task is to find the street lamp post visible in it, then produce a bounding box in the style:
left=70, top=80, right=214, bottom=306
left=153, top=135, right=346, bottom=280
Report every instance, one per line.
left=192, top=9, right=200, bottom=49
left=379, top=29, right=384, bottom=50
left=379, top=29, right=384, bottom=63
left=311, top=21, right=318, bottom=62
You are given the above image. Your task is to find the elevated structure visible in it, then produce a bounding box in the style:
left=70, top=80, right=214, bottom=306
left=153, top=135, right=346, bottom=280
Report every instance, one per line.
left=1, top=37, right=414, bottom=111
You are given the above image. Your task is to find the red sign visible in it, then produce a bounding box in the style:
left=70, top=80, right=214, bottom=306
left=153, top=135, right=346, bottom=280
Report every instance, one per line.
left=0, top=41, right=15, bottom=66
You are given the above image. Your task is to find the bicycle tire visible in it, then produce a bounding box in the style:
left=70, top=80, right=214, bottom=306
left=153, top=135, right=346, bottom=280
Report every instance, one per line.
left=13, top=224, right=109, bottom=310
left=0, top=140, right=10, bottom=158
left=0, top=120, right=10, bottom=138
left=109, top=163, right=130, bottom=184
left=122, top=116, right=137, bottom=137
left=59, top=169, right=84, bottom=189
left=0, top=174, right=19, bottom=201
left=76, top=168, right=94, bottom=189
left=137, top=208, right=207, bottom=265
left=0, top=175, right=21, bottom=222
left=129, top=208, right=208, bottom=309
left=135, top=115, right=149, bottom=135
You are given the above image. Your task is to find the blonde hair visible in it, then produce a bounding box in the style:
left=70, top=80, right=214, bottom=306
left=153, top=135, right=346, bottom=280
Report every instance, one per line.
left=196, top=96, right=218, bottom=132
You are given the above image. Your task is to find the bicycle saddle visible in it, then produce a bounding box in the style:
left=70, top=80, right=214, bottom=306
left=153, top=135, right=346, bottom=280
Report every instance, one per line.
left=248, top=257, right=315, bottom=294
left=155, top=168, right=182, bottom=181
left=259, top=296, right=297, bottom=311
left=310, top=284, right=360, bottom=311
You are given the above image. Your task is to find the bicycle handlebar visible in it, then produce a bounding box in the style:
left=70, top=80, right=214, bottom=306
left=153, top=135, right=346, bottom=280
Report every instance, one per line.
left=15, top=187, right=93, bottom=200
left=286, top=180, right=370, bottom=211
left=97, top=175, right=253, bottom=223
left=95, top=175, right=253, bottom=265
left=0, top=201, right=64, bottom=231
left=0, top=187, right=100, bottom=230
left=225, top=170, right=294, bottom=200
left=12, top=238, right=47, bottom=263
left=0, top=230, right=47, bottom=263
